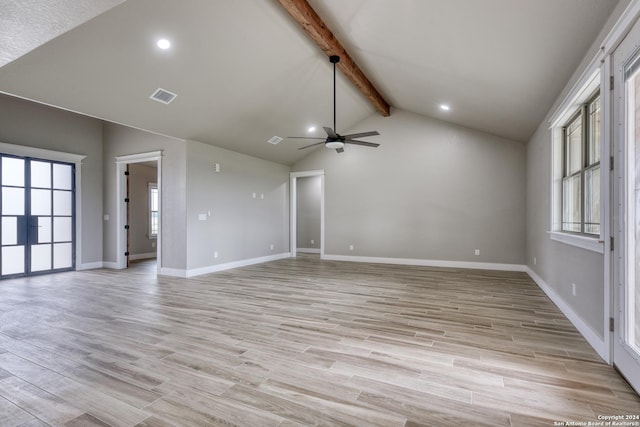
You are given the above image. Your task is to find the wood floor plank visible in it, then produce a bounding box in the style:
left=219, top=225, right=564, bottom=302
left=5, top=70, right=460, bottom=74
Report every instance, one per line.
left=0, top=376, right=85, bottom=426
left=0, top=255, right=638, bottom=426
left=0, top=395, right=38, bottom=426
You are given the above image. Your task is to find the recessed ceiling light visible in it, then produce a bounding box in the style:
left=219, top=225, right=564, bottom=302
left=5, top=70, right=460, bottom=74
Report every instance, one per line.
left=307, top=126, right=316, bottom=133
left=440, top=104, right=451, bottom=111
left=157, top=39, right=171, bottom=50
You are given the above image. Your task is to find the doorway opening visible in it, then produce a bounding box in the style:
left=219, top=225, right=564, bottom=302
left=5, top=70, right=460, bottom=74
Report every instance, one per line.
left=115, top=152, right=162, bottom=274
left=290, top=170, right=324, bottom=258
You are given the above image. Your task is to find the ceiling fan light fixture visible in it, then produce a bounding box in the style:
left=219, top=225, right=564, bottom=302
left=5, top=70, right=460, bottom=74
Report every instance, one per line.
left=325, top=140, right=344, bottom=149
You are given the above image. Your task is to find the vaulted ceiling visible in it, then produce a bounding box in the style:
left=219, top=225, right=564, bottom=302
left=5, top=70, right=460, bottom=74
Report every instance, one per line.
left=0, top=0, right=620, bottom=165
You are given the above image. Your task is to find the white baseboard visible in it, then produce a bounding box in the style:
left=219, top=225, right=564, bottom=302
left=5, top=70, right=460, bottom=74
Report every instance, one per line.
left=129, top=252, right=157, bottom=261
left=321, top=254, right=526, bottom=272
left=297, top=248, right=320, bottom=254
left=76, top=262, right=104, bottom=270
left=159, top=252, right=292, bottom=278
left=525, top=266, right=608, bottom=362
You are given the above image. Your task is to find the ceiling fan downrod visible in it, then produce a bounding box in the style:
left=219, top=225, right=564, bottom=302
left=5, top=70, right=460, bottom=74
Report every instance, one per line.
left=330, top=55, right=339, bottom=133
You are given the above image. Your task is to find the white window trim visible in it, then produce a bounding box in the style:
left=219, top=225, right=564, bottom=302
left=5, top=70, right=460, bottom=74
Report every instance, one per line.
left=548, top=231, right=604, bottom=253
left=549, top=66, right=604, bottom=254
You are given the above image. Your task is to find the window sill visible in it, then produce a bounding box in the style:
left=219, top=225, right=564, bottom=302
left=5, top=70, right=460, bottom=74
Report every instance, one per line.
left=548, top=231, right=604, bottom=253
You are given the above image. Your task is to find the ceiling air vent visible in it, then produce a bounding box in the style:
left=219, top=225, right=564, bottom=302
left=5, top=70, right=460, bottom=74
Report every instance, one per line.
left=267, top=136, right=283, bottom=145
left=150, top=88, right=177, bottom=104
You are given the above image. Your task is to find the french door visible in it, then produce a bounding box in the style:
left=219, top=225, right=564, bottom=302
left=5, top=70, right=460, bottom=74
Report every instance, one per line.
left=0, top=154, right=75, bottom=278
left=612, top=16, right=640, bottom=394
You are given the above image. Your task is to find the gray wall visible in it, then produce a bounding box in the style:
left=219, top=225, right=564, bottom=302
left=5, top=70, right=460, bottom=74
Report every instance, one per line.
left=185, top=140, right=290, bottom=270
left=525, top=0, right=632, bottom=339
left=527, top=122, right=605, bottom=336
left=102, top=123, right=187, bottom=270
left=0, top=93, right=104, bottom=266
left=296, top=175, right=321, bottom=250
left=128, top=163, right=157, bottom=257
left=293, top=108, right=526, bottom=265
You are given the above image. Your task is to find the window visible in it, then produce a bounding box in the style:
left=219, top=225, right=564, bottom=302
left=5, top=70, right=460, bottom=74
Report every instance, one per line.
left=561, top=92, right=600, bottom=236
left=149, top=183, right=158, bottom=238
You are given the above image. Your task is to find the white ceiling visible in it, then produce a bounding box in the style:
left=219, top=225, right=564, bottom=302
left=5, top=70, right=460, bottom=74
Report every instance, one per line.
left=0, top=0, right=125, bottom=67
left=0, top=0, right=619, bottom=165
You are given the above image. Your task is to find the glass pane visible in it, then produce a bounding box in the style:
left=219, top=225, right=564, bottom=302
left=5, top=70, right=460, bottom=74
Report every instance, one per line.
left=634, top=178, right=640, bottom=352
left=630, top=70, right=640, bottom=354
left=2, top=157, right=24, bottom=187
left=53, top=164, right=72, bottom=190
left=150, top=187, right=158, bottom=211
left=562, top=175, right=581, bottom=232
left=53, top=217, right=72, bottom=242
left=2, top=187, right=24, bottom=215
left=2, top=245, right=24, bottom=275
left=38, top=217, right=52, bottom=243
left=31, top=189, right=51, bottom=216
left=566, top=116, right=583, bottom=176
left=53, top=242, right=72, bottom=269
left=589, top=96, right=601, bottom=165
left=2, top=217, right=17, bottom=245
left=150, top=211, right=158, bottom=236
left=31, top=244, right=51, bottom=272
left=585, top=166, right=600, bottom=235
left=53, top=191, right=72, bottom=216
left=30, top=161, right=51, bottom=188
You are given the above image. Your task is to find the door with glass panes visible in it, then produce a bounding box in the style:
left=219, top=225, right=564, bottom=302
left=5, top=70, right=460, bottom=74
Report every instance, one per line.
left=612, top=15, right=640, bottom=394
left=1, top=155, right=75, bottom=277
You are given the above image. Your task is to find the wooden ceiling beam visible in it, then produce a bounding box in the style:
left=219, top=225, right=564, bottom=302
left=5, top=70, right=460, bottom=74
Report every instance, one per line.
left=276, top=0, right=391, bottom=117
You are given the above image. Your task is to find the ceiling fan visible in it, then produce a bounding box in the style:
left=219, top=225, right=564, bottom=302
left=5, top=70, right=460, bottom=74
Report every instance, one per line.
left=287, top=55, right=380, bottom=153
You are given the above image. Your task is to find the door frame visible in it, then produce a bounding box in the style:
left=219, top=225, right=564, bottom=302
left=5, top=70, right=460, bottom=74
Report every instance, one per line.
left=611, top=17, right=640, bottom=394
left=290, top=170, right=324, bottom=258
left=0, top=141, right=86, bottom=270
left=115, top=151, right=162, bottom=273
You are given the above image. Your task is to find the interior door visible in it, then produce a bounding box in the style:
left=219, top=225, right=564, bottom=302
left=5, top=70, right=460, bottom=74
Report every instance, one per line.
left=0, top=155, right=75, bottom=278
left=612, top=16, right=640, bottom=395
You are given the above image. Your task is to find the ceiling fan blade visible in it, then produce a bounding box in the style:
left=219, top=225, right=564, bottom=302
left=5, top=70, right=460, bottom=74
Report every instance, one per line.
left=286, top=136, right=327, bottom=140
left=298, top=141, right=325, bottom=150
left=336, top=147, right=344, bottom=153
left=323, top=126, right=338, bottom=138
left=344, top=140, right=380, bottom=148
left=342, top=131, right=379, bottom=139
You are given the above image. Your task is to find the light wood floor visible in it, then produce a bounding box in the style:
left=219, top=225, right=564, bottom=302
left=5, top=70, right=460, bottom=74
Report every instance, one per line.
left=0, top=255, right=638, bottom=427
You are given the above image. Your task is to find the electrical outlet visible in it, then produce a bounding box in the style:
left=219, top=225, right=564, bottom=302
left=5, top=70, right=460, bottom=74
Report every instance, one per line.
left=572, top=283, right=576, bottom=296
left=349, top=244, right=354, bottom=251
left=270, top=244, right=274, bottom=250
left=474, top=249, right=480, bottom=256
left=214, top=251, right=219, bottom=259
left=534, top=256, right=537, bottom=265
left=311, top=239, right=314, bottom=245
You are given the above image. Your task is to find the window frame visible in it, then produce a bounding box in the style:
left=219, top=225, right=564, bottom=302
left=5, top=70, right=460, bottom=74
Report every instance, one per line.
left=560, top=91, right=601, bottom=236
left=549, top=69, right=604, bottom=254
left=148, top=182, right=158, bottom=239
